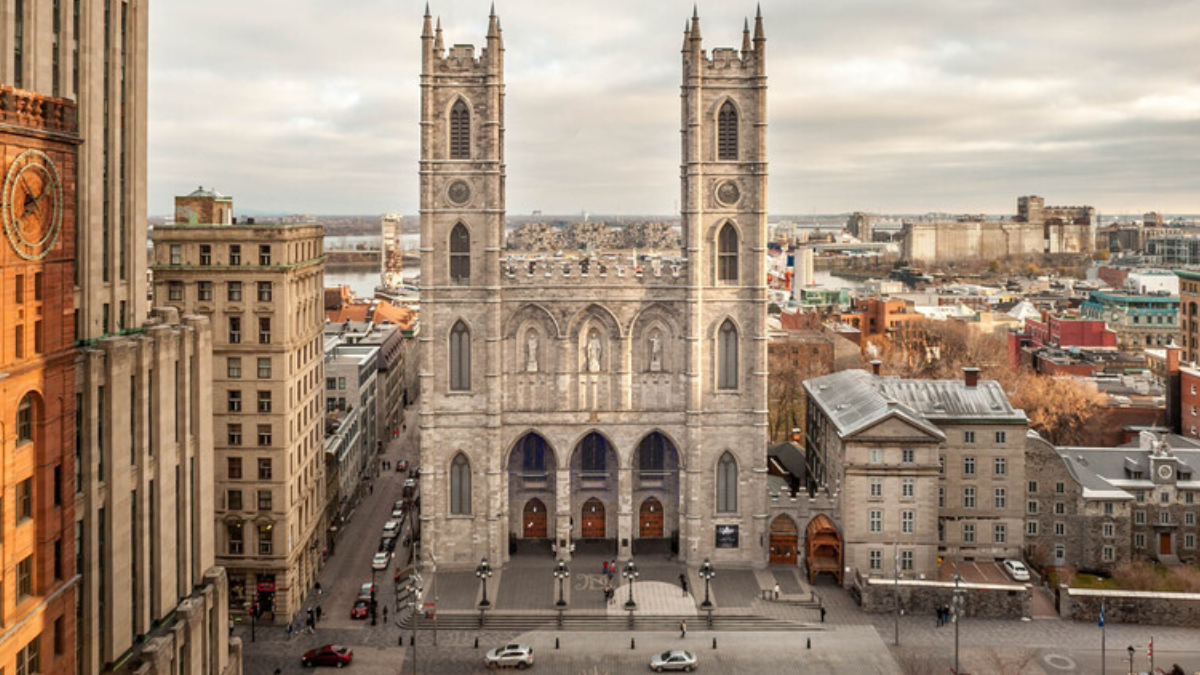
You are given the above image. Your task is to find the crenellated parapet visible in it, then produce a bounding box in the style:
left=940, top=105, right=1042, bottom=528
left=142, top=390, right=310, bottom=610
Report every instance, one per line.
left=501, top=255, right=688, bottom=286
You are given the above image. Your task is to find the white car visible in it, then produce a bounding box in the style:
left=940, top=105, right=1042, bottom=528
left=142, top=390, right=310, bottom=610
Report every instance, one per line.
left=391, top=506, right=405, bottom=519
left=372, top=551, right=391, bottom=571
left=484, top=643, right=533, bottom=669
left=1003, top=559, right=1030, bottom=582
left=650, top=650, right=697, bottom=672
left=382, top=520, right=400, bottom=536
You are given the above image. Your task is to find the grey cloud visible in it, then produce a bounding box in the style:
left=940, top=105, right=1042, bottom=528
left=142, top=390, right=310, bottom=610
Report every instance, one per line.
left=149, top=0, right=1200, bottom=215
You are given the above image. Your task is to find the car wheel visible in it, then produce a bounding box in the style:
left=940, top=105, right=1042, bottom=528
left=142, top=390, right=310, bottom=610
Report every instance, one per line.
left=336, top=662, right=345, bottom=669
left=655, top=668, right=663, bottom=673
left=685, top=667, right=693, bottom=672
left=302, top=661, right=313, bottom=668
left=517, top=663, right=528, bottom=671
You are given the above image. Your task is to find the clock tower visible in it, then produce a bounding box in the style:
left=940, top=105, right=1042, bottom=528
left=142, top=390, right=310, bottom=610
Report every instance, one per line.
left=0, top=86, right=80, bottom=675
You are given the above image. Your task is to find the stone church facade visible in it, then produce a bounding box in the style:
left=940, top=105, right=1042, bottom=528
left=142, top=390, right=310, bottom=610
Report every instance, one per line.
left=418, top=8, right=770, bottom=569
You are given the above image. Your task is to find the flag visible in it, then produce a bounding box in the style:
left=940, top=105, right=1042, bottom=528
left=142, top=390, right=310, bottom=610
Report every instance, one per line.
left=1098, top=602, right=1104, bottom=628
left=1147, top=637, right=1153, bottom=659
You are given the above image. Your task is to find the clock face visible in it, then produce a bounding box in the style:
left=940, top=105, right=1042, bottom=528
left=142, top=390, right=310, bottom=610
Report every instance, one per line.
left=448, top=180, right=471, bottom=206
left=3, top=149, right=64, bottom=261
left=716, top=180, right=740, bottom=206
left=1158, top=464, right=1173, bottom=479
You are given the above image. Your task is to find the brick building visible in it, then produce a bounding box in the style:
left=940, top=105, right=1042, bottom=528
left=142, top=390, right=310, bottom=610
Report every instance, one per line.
left=0, top=87, right=78, bottom=675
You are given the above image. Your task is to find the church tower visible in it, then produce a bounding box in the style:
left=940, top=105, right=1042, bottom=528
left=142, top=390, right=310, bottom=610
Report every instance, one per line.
left=419, top=5, right=507, bottom=564
left=680, top=8, right=770, bottom=562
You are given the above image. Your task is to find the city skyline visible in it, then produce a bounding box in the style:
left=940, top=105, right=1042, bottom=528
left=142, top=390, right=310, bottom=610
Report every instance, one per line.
left=150, top=1, right=1200, bottom=215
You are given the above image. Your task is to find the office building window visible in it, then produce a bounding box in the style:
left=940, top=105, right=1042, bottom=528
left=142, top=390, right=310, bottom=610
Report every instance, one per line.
left=228, top=281, right=242, bottom=302
left=963, top=487, right=976, bottom=509
left=228, top=424, right=243, bottom=446
left=994, top=457, right=1007, bottom=476
left=901, top=448, right=914, bottom=464
left=227, top=456, right=242, bottom=479
left=257, top=281, right=272, bottom=302
left=901, top=510, right=914, bottom=534
left=257, top=391, right=272, bottom=413
left=227, top=522, right=243, bottom=554
left=258, top=524, right=273, bottom=555
left=995, top=431, right=1007, bottom=444
left=199, top=281, right=213, bottom=301
left=258, top=358, right=272, bottom=378
left=200, top=244, right=212, bottom=265
left=900, top=549, right=914, bottom=572
left=259, top=317, right=271, bottom=344
left=168, top=281, right=183, bottom=301
left=869, top=479, right=882, bottom=499
left=869, top=510, right=882, bottom=533
left=229, top=244, right=241, bottom=265
left=964, top=430, right=975, bottom=444
left=902, top=479, right=914, bottom=499
left=963, top=456, right=976, bottom=476
left=229, top=317, right=242, bottom=344
left=257, top=490, right=272, bottom=511
left=259, top=245, right=271, bottom=266
left=869, top=549, right=881, bottom=571
left=994, top=488, right=1006, bottom=510
left=169, top=245, right=181, bottom=265
left=228, top=490, right=242, bottom=511
left=227, top=390, right=242, bottom=412
left=227, top=358, right=242, bottom=378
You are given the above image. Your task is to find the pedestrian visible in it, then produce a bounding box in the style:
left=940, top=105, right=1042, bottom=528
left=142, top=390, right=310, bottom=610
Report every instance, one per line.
left=679, top=619, right=687, bottom=638
left=315, top=581, right=322, bottom=596
left=603, top=560, right=610, bottom=576
left=819, top=604, right=826, bottom=623
left=679, top=574, right=688, bottom=597
left=383, top=606, right=389, bottom=623
left=316, top=605, right=322, bottom=622
left=286, top=621, right=293, bottom=638
left=773, top=582, right=780, bottom=600
left=369, top=483, right=374, bottom=495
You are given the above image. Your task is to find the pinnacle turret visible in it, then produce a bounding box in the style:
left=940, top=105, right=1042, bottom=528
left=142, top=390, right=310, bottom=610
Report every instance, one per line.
left=487, top=4, right=500, bottom=38
left=754, top=4, right=765, bottom=41
left=434, top=16, right=444, bottom=53
left=422, top=3, right=433, bottom=38
left=742, top=17, right=751, bottom=52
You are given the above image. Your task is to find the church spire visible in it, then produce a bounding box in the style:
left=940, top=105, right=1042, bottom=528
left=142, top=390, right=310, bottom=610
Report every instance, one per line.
left=422, top=3, right=433, bottom=39
left=742, top=17, right=751, bottom=52
left=487, top=3, right=500, bottom=38
left=690, top=5, right=701, bottom=40
left=754, top=4, right=765, bottom=41
left=434, top=16, right=444, bottom=54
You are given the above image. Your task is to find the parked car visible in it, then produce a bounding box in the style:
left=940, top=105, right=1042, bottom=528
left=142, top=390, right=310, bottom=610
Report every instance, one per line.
left=358, top=582, right=377, bottom=600
left=1003, top=559, right=1031, bottom=582
left=649, top=650, right=697, bottom=672
left=393, top=499, right=405, bottom=511
left=301, top=644, right=353, bottom=668
left=382, top=520, right=400, bottom=536
left=391, top=505, right=405, bottom=519
left=372, top=551, right=391, bottom=571
left=397, top=459, right=409, bottom=472
left=484, top=643, right=534, bottom=669
left=379, top=536, right=397, bottom=553
left=349, top=599, right=370, bottom=620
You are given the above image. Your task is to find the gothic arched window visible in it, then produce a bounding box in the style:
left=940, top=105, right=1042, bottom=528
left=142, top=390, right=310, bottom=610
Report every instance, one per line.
left=717, top=101, right=738, bottom=161
left=578, top=433, right=608, bottom=473
left=449, top=321, right=471, bottom=391
left=718, top=320, right=738, bottom=390
left=718, top=222, right=738, bottom=283
left=450, top=223, right=470, bottom=282
left=520, top=434, right=547, bottom=473
left=450, top=453, right=472, bottom=514
left=717, top=452, right=738, bottom=513
left=450, top=99, right=471, bottom=159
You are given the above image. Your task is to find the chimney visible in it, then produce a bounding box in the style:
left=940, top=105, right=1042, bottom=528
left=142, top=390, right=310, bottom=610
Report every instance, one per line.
left=791, top=428, right=801, bottom=443
left=870, top=359, right=882, bottom=376
left=1166, top=344, right=1182, bottom=434
left=963, top=367, right=980, bottom=388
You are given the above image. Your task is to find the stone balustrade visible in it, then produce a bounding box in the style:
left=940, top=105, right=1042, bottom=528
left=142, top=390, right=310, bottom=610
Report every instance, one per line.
left=501, top=255, right=687, bottom=286
left=0, top=86, right=78, bottom=134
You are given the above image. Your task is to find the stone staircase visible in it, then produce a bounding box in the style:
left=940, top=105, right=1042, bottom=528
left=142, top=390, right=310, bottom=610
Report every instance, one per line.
left=397, top=612, right=818, bottom=633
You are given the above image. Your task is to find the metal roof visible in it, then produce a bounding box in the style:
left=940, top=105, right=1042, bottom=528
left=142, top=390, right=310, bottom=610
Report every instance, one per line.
left=804, top=369, right=944, bottom=440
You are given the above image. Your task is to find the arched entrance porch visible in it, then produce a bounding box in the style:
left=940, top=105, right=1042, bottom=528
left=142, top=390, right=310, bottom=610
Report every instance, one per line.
left=507, top=432, right=557, bottom=555
left=769, top=515, right=798, bottom=565
left=570, top=432, right=619, bottom=555
left=632, top=431, right=679, bottom=556
left=805, top=514, right=843, bottom=585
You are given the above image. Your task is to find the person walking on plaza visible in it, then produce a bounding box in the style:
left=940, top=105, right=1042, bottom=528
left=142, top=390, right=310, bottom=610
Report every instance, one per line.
left=679, top=619, right=687, bottom=638
left=603, top=560, right=610, bottom=576
left=773, top=582, right=780, bottom=600
left=316, top=605, right=322, bottom=622
left=819, top=604, right=826, bottom=623
left=383, top=606, right=389, bottom=623
left=679, top=574, right=689, bottom=597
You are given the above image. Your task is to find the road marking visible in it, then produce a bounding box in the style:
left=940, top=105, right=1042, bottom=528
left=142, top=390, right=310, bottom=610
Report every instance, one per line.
left=1042, top=653, right=1076, bottom=670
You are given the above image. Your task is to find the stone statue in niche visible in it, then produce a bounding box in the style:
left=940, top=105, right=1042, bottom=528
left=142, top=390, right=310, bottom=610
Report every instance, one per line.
left=649, top=331, right=663, bottom=372
left=525, top=331, right=539, bottom=373
left=586, top=330, right=602, bottom=373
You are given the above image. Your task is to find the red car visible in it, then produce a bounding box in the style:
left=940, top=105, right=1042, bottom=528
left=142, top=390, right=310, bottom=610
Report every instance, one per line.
left=349, top=599, right=370, bottom=620
left=302, top=644, right=353, bottom=668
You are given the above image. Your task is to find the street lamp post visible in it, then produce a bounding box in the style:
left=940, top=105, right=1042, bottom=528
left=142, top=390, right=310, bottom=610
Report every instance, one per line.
left=476, top=558, right=493, bottom=609
left=623, top=560, right=639, bottom=610
left=893, top=543, right=901, bottom=647
left=950, top=563, right=966, bottom=675
left=1126, top=645, right=1134, bottom=675
left=409, top=586, right=424, bottom=675
left=698, top=558, right=715, bottom=628
left=554, top=559, right=569, bottom=608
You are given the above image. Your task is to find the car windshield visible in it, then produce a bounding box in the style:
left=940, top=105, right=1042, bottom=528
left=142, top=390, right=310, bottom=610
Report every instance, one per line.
left=660, top=652, right=672, bottom=660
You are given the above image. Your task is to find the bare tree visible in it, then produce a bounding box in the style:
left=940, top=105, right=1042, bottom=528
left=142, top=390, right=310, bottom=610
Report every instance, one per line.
left=894, top=649, right=950, bottom=675
left=971, top=647, right=1040, bottom=675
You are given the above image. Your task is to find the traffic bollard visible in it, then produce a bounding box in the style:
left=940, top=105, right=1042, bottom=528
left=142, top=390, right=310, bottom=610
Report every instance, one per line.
left=474, top=636, right=479, bottom=649
left=630, top=638, right=635, bottom=650
left=807, top=637, right=811, bottom=649
left=712, top=637, right=717, bottom=649
left=555, top=637, right=560, bottom=650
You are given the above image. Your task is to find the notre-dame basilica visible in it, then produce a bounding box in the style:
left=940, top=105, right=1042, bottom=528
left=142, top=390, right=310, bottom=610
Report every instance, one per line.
left=418, top=6, right=770, bottom=569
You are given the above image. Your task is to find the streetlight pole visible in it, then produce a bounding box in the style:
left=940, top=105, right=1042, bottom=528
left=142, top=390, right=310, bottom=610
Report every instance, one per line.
left=893, top=542, right=900, bottom=647
left=476, top=558, right=492, bottom=608
left=1127, top=645, right=1134, bottom=675
left=623, top=560, right=639, bottom=609
left=951, top=562, right=965, bottom=675
left=699, top=559, right=714, bottom=609
left=554, top=559, right=569, bottom=607
left=409, top=586, right=423, bottom=675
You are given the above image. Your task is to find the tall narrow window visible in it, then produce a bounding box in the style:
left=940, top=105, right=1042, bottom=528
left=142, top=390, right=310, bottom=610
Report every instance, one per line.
left=718, top=320, right=738, bottom=390
left=17, top=393, right=35, bottom=444
left=717, top=452, right=738, bottom=512
left=14, top=0, right=25, bottom=88
left=449, top=100, right=470, bottom=159
left=717, top=101, right=738, bottom=160
left=450, top=223, right=470, bottom=282
left=449, top=321, right=471, bottom=391
left=450, top=453, right=471, bottom=514
left=579, top=433, right=608, bottom=473
left=718, top=223, right=738, bottom=282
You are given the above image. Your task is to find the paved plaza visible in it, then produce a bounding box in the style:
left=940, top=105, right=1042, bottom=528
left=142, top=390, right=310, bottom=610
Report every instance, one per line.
left=237, top=405, right=1200, bottom=675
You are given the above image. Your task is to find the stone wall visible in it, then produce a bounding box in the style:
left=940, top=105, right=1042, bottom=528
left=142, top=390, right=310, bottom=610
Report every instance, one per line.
left=856, top=576, right=1031, bottom=620
left=1061, top=587, right=1200, bottom=627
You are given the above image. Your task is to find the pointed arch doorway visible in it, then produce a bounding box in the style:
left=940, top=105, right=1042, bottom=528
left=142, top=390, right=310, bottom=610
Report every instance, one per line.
left=581, top=498, right=606, bottom=539
left=523, top=498, right=548, bottom=539
left=639, top=497, right=664, bottom=538
left=769, top=515, right=799, bottom=565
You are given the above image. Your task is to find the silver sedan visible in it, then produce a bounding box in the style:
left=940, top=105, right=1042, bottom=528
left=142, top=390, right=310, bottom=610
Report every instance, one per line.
left=649, top=650, right=697, bottom=672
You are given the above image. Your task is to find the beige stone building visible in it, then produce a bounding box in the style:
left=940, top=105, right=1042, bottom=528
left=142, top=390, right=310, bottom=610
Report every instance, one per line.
left=418, top=8, right=769, bottom=568
left=805, top=367, right=1028, bottom=583
left=152, top=192, right=326, bottom=624
left=3, top=1, right=240, bottom=673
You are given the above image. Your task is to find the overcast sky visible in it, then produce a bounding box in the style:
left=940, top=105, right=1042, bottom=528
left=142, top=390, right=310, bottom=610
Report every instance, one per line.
left=148, top=0, right=1200, bottom=216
